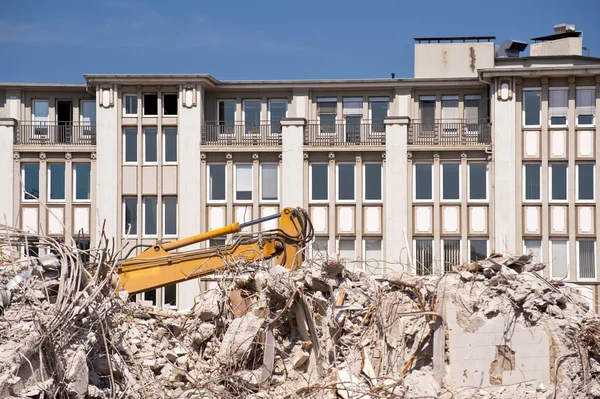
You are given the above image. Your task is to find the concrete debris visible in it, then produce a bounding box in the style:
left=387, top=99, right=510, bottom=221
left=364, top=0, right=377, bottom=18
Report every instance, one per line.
left=1, top=227, right=600, bottom=398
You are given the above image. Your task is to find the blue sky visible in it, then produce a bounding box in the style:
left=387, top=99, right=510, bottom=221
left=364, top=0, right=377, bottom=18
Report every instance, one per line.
left=1, top=0, right=598, bottom=83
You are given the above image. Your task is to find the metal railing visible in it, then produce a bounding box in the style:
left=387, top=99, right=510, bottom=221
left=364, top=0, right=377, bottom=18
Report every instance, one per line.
left=305, top=121, right=386, bottom=146
left=408, top=119, right=491, bottom=146
left=15, top=122, right=96, bottom=145
left=201, top=122, right=282, bottom=146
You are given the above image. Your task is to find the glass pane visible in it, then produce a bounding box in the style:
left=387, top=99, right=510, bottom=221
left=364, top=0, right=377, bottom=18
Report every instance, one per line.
left=578, top=115, right=594, bottom=125
left=524, top=164, right=540, bottom=200
left=339, top=239, right=355, bottom=263
left=209, top=165, right=226, bottom=201
left=143, top=290, right=157, bottom=306
left=164, top=285, right=177, bottom=306
left=144, top=128, right=157, bottom=163
left=244, top=101, right=261, bottom=126
left=74, top=163, right=91, bottom=200
left=551, top=164, right=567, bottom=200
left=364, top=238, right=383, bottom=275
left=33, top=100, right=49, bottom=119
left=164, top=128, right=177, bottom=162
left=235, top=164, right=253, bottom=200
left=319, top=114, right=336, bottom=133
left=420, top=101, right=435, bottom=124
left=469, top=163, right=487, bottom=200
left=443, top=240, right=461, bottom=272
left=524, top=91, right=541, bottom=126
left=164, top=197, right=177, bottom=235
left=143, top=94, right=158, bottom=116
left=578, top=164, right=594, bottom=200
left=143, top=197, right=157, bottom=236
left=370, top=101, right=388, bottom=129
left=163, top=94, right=178, bottom=116
left=124, top=129, right=137, bottom=163
left=579, top=241, right=596, bottom=279
left=551, top=240, right=568, bottom=278
left=442, top=163, right=460, bottom=200
left=81, top=101, right=96, bottom=123
left=218, top=101, right=235, bottom=124
left=23, top=163, right=40, bottom=200
left=261, top=164, right=278, bottom=201
left=415, top=163, right=432, bottom=200
left=312, top=237, right=329, bottom=256
left=464, top=99, right=480, bottom=122
left=415, top=239, right=433, bottom=275
left=470, top=240, right=487, bottom=261
left=270, top=101, right=287, bottom=133
left=338, top=164, right=355, bottom=201
left=524, top=239, right=542, bottom=262
left=49, top=163, right=65, bottom=201
left=125, top=95, right=137, bottom=115
left=364, top=164, right=382, bottom=201
left=124, top=197, right=137, bottom=235
left=311, top=164, right=328, bottom=200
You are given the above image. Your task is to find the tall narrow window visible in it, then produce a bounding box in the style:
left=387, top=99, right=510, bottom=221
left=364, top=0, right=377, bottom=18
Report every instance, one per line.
left=420, top=97, right=435, bottom=125
left=441, top=96, right=459, bottom=138
left=32, top=100, right=49, bottom=124
left=163, top=128, right=177, bottom=163
left=414, top=163, right=433, bottom=201
left=164, top=285, right=177, bottom=307
left=468, top=162, right=487, bottom=200
left=364, top=163, right=382, bottom=201
left=312, top=237, right=329, bottom=257
left=550, top=163, right=567, bottom=201
left=124, top=95, right=138, bottom=116
left=269, top=100, right=287, bottom=134
left=123, top=197, right=138, bottom=236
left=578, top=240, right=596, bottom=279
left=523, top=163, right=541, bottom=201
left=22, top=163, right=40, bottom=201
left=218, top=100, right=236, bottom=132
left=337, top=164, right=355, bottom=201
left=124, top=128, right=137, bottom=163
left=576, top=87, right=596, bottom=126
left=163, top=94, right=178, bottom=116
left=143, top=290, right=157, bottom=306
left=443, top=239, right=461, bottom=272
left=311, top=164, right=328, bottom=201
left=261, top=164, right=278, bottom=201
left=144, top=127, right=157, bottom=163
left=524, top=239, right=542, bottom=263
left=577, top=163, right=595, bottom=201
left=143, top=94, right=158, bottom=116
left=244, top=100, right=261, bottom=134
left=470, top=239, right=487, bottom=261
left=163, top=197, right=177, bottom=236
left=524, top=90, right=541, bottom=126
left=74, top=163, right=91, bottom=201
left=318, top=98, right=336, bottom=133
left=369, top=98, right=388, bottom=133
left=80, top=100, right=96, bottom=135
left=549, top=88, right=568, bottom=126
left=143, top=197, right=157, bottom=236
left=442, top=163, right=460, bottom=201
left=343, top=98, right=362, bottom=143
left=48, top=163, right=65, bottom=201
left=465, top=96, right=482, bottom=137
left=551, top=239, right=568, bottom=279
left=415, top=239, right=433, bottom=276
left=235, top=164, right=253, bottom=201
left=364, top=238, right=383, bottom=275
left=208, top=164, right=226, bottom=202
left=339, top=239, right=355, bottom=264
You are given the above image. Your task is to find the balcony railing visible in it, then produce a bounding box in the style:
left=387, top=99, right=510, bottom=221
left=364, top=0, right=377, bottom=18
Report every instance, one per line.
left=201, top=122, right=282, bottom=146
left=408, top=119, right=491, bottom=146
left=305, top=121, right=386, bottom=146
left=15, top=122, right=96, bottom=145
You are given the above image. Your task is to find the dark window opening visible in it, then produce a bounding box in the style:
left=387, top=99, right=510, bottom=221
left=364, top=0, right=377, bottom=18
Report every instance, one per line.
left=143, top=94, right=158, bottom=116
left=163, top=94, right=178, bottom=116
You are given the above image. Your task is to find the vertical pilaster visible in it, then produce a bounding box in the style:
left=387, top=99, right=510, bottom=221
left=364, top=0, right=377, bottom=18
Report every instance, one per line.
left=567, top=77, right=577, bottom=279
left=433, top=153, right=441, bottom=274
left=280, top=118, right=306, bottom=209
left=0, top=119, right=15, bottom=225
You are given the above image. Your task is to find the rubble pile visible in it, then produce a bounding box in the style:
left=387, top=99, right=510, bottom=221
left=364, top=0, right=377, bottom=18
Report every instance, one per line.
left=0, top=228, right=599, bottom=398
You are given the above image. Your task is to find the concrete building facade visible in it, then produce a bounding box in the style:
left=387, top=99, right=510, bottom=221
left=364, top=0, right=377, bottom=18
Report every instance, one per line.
left=1, top=25, right=599, bottom=310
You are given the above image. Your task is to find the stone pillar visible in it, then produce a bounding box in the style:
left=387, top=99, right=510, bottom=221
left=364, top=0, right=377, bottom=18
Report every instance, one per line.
left=384, top=116, right=410, bottom=271
left=0, top=119, right=15, bottom=225
left=280, top=118, right=306, bottom=209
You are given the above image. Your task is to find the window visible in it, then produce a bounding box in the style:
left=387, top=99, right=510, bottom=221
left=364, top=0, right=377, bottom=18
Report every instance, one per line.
left=208, top=164, right=226, bottom=202
left=343, top=98, right=362, bottom=143
left=48, top=163, right=65, bottom=201
left=419, top=96, right=435, bottom=125
left=524, top=239, right=542, bottom=263
left=32, top=100, right=49, bottom=124
left=364, top=163, right=382, bottom=201
left=123, top=197, right=138, bottom=236
left=441, top=96, right=459, bottom=136
left=218, top=100, right=236, bottom=128
left=143, top=290, right=157, bottom=306
left=442, top=163, right=460, bottom=201
left=163, top=94, right=178, bottom=116
left=22, top=163, right=40, bottom=200
left=163, top=128, right=177, bottom=163
left=124, top=95, right=138, bottom=116
left=369, top=98, right=388, bottom=132
left=75, top=238, right=90, bottom=264
left=577, top=163, right=595, bottom=201
left=550, top=163, right=567, bottom=201
left=415, top=239, right=433, bottom=275
left=311, top=237, right=329, bottom=257
left=163, top=197, right=177, bottom=236
left=523, top=90, right=541, bottom=126
left=337, top=164, right=355, bottom=201
left=143, top=94, right=158, bottom=116
left=311, top=163, right=328, bottom=201
left=209, top=238, right=226, bottom=248
left=338, top=238, right=355, bottom=265
left=80, top=100, right=96, bottom=134
left=143, top=197, right=157, bottom=236
left=551, top=239, right=568, bottom=279
left=244, top=100, right=261, bottom=134
left=143, top=128, right=157, bottom=163
left=318, top=98, right=336, bottom=133
left=469, top=163, right=488, bottom=201
left=523, top=163, right=541, bottom=201
left=576, top=87, right=596, bottom=125
left=578, top=240, right=596, bottom=279
left=164, top=285, right=177, bottom=307
left=123, top=128, right=137, bottom=163
left=235, top=164, right=253, bottom=201
left=74, top=163, right=91, bottom=201
left=364, top=238, right=383, bottom=275
left=414, top=163, right=433, bottom=201
left=261, top=164, right=278, bottom=201
left=443, top=239, right=461, bottom=272
left=469, top=239, right=487, bottom=261
left=269, top=100, right=287, bottom=134
left=549, top=88, right=568, bottom=126
left=464, top=96, right=481, bottom=122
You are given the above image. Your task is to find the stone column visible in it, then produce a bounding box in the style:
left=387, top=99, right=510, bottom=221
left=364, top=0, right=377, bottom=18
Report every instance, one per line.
left=0, top=118, right=15, bottom=225
left=280, top=118, right=306, bottom=209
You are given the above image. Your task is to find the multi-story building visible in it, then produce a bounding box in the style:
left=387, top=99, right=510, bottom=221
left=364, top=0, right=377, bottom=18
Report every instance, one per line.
left=1, top=24, right=599, bottom=310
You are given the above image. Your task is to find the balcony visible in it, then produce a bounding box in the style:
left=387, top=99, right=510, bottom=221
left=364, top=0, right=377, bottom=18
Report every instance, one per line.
left=201, top=122, right=282, bottom=146
left=15, top=122, right=96, bottom=146
left=408, top=119, right=491, bottom=146
left=304, top=121, right=386, bottom=146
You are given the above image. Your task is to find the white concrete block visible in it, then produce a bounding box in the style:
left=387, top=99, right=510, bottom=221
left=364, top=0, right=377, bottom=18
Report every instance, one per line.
left=470, top=207, right=486, bottom=233
left=414, top=206, right=431, bottom=233
left=337, top=207, right=354, bottom=233
left=551, top=206, right=567, bottom=234
left=22, top=207, right=38, bottom=233
left=73, top=207, right=90, bottom=235
left=261, top=206, right=279, bottom=231
left=208, top=207, right=225, bottom=231
left=550, top=130, right=566, bottom=158
left=364, top=206, right=381, bottom=234
left=578, top=206, right=594, bottom=234
left=442, top=206, right=459, bottom=234
left=524, top=130, right=539, bottom=157
left=48, top=207, right=64, bottom=235
left=578, top=130, right=594, bottom=157
left=311, top=207, right=328, bottom=234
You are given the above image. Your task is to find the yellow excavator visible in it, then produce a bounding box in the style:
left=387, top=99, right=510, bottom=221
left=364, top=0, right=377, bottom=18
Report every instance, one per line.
left=115, top=207, right=313, bottom=294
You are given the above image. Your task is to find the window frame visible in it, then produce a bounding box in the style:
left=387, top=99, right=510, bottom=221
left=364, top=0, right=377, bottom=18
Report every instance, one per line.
left=260, top=163, right=279, bottom=202
left=576, top=163, right=595, bottom=202
left=317, top=97, right=338, bottom=135
left=413, top=162, right=434, bottom=202
left=368, top=97, right=389, bottom=134
left=47, top=162, right=66, bottom=203
left=522, top=162, right=542, bottom=203
left=207, top=163, right=227, bottom=203
left=413, top=237, right=434, bottom=275
left=469, top=238, right=489, bottom=262
left=163, top=285, right=178, bottom=309
left=309, top=163, right=329, bottom=203
left=441, top=162, right=461, bottom=202
left=523, top=239, right=543, bottom=263
left=242, top=99, right=262, bottom=134
left=123, top=94, right=138, bottom=116
left=336, top=163, right=356, bottom=202
left=548, top=87, right=569, bottom=127
left=363, top=162, right=383, bottom=203
left=162, top=93, right=178, bottom=117
left=162, top=127, right=177, bottom=164
left=142, top=196, right=158, bottom=238
left=550, top=239, right=569, bottom=279
left=577, top=239, right=596, bottom=281
left=234, top=163, right=253, bottom=202
left=467, top=162, right=488, bottom=202
left=362, top=237, right=383, bottom=275
left=21, top=163, right=40, bottom=202
left=576, top=86, right=596, bottom=127
left=442, top=238, right=462, bottom=273
left=123, top=128, right=138, bottom=165
left=217, top=99, right=236, bottom=128
left=268, top=99, right=287, bottom=135
left=142, top=93, right=158, bottom=116
left=162, top=196, right=178, bottom=238
left=80, top=100, right=96, bottom=134
left=122, top=197, right=138, bottom=237
left=143, top=127, right=158, bottom=165
left=311, top=237, right=330, bottom=258
left=337, top=237, right=356, bottom=267
left=549, top=163, right=568, bottom=203
left=73, top=163, right=91, bottom=203
left=523, top=88, right=542, bottom=128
